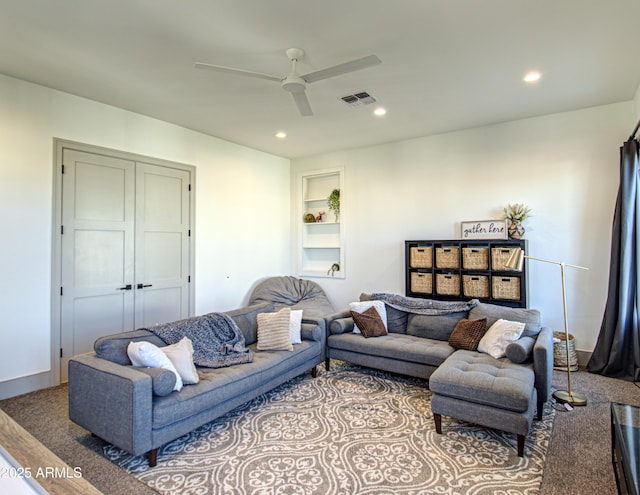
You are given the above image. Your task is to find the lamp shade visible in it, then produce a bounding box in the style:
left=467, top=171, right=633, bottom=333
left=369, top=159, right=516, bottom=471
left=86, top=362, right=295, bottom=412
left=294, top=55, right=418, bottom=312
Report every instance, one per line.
left=505, top=248, right=525, bottom=271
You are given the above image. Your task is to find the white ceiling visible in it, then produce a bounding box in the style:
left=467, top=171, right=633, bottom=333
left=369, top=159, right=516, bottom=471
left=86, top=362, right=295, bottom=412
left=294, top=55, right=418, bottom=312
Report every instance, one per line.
left=1, top=0, right=639, bottom=158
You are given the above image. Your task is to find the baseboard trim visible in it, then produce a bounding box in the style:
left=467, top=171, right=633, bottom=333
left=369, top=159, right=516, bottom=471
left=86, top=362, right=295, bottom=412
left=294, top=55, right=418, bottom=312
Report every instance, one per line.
left=0, top=371, right=52, bottom=400
left=577, top=350, right=592, bottom=367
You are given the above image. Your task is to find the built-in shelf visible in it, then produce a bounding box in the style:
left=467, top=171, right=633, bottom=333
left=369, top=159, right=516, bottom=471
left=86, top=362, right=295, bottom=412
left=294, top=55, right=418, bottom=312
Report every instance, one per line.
left=298, top=168, right=344, bottom=278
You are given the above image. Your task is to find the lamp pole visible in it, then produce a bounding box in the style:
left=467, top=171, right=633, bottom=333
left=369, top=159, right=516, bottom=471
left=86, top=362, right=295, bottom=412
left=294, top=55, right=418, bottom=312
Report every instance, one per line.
left=505, top=250, right=588, bottom=406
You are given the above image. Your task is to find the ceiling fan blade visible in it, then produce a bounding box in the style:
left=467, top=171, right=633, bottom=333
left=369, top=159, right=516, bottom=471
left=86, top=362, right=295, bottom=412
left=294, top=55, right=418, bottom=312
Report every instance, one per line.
left=292, top=91, right=313, bottom=116
left=194, top=62, right=282, bottom=82
left=302, top=54, right=381, bottom=83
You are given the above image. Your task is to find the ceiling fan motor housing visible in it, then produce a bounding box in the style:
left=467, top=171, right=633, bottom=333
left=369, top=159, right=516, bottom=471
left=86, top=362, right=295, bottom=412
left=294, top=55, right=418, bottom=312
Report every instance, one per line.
left=281, top=75, right=307, bottom=93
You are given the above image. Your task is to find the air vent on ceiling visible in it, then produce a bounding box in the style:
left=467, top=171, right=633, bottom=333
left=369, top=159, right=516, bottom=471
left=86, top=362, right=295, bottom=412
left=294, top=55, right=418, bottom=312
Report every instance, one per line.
left=340, top=91, right=377, bottom=107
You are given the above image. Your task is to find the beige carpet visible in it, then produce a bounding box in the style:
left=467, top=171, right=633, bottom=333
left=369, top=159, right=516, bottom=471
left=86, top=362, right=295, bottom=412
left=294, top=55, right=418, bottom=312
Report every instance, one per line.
left=104, top=362, right=554, bottom=495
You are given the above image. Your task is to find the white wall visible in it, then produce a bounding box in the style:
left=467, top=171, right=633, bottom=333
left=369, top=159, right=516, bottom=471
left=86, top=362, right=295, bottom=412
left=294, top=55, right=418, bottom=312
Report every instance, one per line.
left=0, top=74, right=290, bottom=387
left=292, top=102, right=636, bottom=354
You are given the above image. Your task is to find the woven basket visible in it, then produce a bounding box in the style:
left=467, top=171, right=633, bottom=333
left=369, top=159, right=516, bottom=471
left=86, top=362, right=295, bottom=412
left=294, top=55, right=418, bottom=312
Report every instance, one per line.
left=410, top=271, right=432, bottom=294
left=410, top=246, right=432, bottom=268
left=462, top=275, right=489, bottom=298
left=491, top=276, right=521, bottom=300
left=436, top=273, right=460, bottom=296
left=462, top=247, right=489, bottom=270
left=553, top=331, right=579, bottom=371
left=491, top=247, right=517, bottom=271
left=435, top=247, right=460, bottom=269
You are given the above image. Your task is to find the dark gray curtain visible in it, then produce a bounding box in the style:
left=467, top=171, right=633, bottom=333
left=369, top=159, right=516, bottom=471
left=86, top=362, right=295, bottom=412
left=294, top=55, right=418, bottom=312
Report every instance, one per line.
left=588, top=137, right=640, bottom=380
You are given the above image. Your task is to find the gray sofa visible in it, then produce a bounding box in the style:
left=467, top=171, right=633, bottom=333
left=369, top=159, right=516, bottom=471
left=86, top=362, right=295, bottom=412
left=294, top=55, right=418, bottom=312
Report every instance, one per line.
left=68, top=301, right=325, bottom=467
left=325, top=293, right=554, bottom=456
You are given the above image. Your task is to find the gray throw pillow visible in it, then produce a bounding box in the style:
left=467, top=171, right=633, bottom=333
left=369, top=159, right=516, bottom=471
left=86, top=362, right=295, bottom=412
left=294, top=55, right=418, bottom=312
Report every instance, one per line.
left=505, top=336, right=536, bottom=363
left=469, top=302, right=541, bottom=338
left=130, top=366, right=176, bottom=396
left=406, top=312, right=468, bottom=341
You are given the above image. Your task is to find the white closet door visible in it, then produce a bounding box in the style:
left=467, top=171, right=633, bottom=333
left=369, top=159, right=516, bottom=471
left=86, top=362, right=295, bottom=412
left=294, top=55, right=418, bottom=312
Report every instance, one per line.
left=134, top=163, right=191, bottom=328
left=58, top=149, right=193, bottom=382
left=60, top=150, right=135, bottom=381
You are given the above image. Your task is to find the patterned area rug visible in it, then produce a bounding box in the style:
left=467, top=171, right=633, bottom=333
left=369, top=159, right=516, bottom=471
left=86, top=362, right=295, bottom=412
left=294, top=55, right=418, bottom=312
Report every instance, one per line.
left=104, top=362, right=554, bottom=495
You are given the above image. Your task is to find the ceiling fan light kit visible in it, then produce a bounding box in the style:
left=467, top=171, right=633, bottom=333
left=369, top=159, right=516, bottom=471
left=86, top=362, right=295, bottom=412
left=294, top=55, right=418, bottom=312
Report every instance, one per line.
left=195, top=48, right=381, bottom=117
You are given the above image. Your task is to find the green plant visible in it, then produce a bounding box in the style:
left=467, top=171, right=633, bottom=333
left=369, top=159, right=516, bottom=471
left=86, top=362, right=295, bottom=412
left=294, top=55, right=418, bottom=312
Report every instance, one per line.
left=504, top=203, right=532, bottom=222
left=327, top=263, right=340, bottom=276
left=327, top=188, right=340, bottom=217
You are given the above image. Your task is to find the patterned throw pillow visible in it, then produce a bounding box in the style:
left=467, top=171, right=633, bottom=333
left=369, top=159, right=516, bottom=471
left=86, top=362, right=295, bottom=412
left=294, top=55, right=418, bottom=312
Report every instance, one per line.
left=257, top=307, right=294, bottom=351
left=448, top=318, right=488, bottom=351
left=350, top=306, right=387, bottom=338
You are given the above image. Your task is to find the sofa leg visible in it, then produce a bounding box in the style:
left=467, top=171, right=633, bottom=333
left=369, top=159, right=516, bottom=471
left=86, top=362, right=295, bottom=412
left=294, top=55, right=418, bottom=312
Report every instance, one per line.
left=517, top=435, right=525, bottom=457
left=148, top=448, right=158, bottom=467
left=325, top=358, right=330, bottom=371
left=311, top=366, right=317, bottom=378
left=434, top=413, right=442, bottom=434
left=537, top=401, right=544, bottom=420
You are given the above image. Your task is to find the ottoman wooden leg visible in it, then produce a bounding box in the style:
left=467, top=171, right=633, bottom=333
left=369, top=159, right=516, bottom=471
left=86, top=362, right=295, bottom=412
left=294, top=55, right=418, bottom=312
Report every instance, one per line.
left=537, top=401, right=544, bottom=420
left=325, top=358, right=331, bottom=371
left=434, top=413, right=442, bottom=434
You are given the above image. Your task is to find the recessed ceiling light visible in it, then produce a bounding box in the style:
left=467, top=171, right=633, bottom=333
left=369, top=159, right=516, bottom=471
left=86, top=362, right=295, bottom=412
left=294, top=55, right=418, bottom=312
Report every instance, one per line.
left=374, top=107, right=387, bottom=116
left=275, top=131, right=287, bottom=139
left=523, top=71, right=542, bottom=83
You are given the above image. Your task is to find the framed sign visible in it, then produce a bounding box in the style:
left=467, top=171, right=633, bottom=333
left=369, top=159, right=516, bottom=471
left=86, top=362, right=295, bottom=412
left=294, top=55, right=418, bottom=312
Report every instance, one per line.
left=461, top=220, right=508, bottom=240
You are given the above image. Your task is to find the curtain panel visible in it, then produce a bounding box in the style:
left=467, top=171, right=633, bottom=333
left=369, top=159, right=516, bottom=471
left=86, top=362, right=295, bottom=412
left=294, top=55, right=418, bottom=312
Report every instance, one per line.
left=588, top=138, right=640, bottom=381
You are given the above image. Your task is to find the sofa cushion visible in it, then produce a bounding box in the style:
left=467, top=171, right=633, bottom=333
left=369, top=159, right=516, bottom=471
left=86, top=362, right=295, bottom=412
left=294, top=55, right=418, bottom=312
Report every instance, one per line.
left=448, top=318, right=487, bottom=351
left=406, top=312, right=468, bottom=341
left=94, top=329, right=166, bottom=365
left=429, top=350, right=534, bottom=412
left=226, top=302, right=274, bottom=345
left=152, top=340, right=321, bottom=429
left=469, top=303, right=541, bottom=338
left=328, top=333, right=454, bottom=367
left=506, top=336, right=536, bottom=364
left=351, top=306, right=387, bottom=338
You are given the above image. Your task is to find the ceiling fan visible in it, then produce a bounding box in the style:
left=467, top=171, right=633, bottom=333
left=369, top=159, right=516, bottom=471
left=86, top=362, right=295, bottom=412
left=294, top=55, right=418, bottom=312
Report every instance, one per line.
left=195, top=48, right=381, bottom=117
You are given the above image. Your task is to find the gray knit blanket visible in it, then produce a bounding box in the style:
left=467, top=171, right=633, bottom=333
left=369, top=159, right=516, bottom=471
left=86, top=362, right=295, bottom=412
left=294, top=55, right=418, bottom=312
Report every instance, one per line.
left=145, top=313, right=253, bottom=368
left=369, top=293, right=478, bottom=315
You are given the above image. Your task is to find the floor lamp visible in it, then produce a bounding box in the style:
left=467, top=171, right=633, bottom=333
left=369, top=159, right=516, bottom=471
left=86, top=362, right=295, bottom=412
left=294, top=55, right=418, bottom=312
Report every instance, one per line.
left=505, top=248, right=588, bottom=407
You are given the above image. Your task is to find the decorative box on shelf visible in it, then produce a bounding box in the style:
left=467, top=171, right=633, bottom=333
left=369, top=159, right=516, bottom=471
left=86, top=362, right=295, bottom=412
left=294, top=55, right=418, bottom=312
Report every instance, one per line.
left=405, top=239, right=528, bottom=308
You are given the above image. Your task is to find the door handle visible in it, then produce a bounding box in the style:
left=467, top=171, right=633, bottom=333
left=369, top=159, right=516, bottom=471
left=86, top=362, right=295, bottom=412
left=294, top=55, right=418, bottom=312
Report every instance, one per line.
left=117, top=284, right=132, bottom=291
left=137, top=283, right=153, bottom=289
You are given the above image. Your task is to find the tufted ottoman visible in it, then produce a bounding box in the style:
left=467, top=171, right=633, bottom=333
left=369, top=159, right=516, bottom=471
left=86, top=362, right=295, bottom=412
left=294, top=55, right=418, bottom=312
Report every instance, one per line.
left=429, top=349, right=537, bottom=457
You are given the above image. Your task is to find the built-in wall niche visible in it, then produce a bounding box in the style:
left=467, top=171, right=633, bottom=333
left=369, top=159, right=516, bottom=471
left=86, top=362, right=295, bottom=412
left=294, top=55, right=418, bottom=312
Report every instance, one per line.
left=299, top=167, right=344, bottom=278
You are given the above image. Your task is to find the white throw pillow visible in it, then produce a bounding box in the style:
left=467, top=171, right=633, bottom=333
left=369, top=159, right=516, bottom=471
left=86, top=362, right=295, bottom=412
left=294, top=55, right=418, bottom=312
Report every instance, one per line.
left=290, top=309, right=303, bottom=345
left=162, top=337, right=199, bottom=385
left=349, top=301, right=388, bottom=334
left=257, top=307, right=294, bottom=351
left=477, top=319, right=526, bottom=359
left=127, top=341, right=183, bottom=391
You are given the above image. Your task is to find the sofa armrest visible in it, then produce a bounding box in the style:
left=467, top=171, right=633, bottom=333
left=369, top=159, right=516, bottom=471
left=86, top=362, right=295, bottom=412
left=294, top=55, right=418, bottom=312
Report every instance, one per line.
left=68, top=353, right=154, bottom=456
left=301, top=321, right=325, bottom=342
left=330, top=317, right=355, bottom=335
left=533, top=326, right=554, bottom=403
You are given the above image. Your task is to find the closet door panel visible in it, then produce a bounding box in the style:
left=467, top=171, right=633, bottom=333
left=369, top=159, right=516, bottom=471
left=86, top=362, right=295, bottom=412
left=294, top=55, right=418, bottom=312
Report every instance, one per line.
left=134, top=163, right=191, bottom=328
